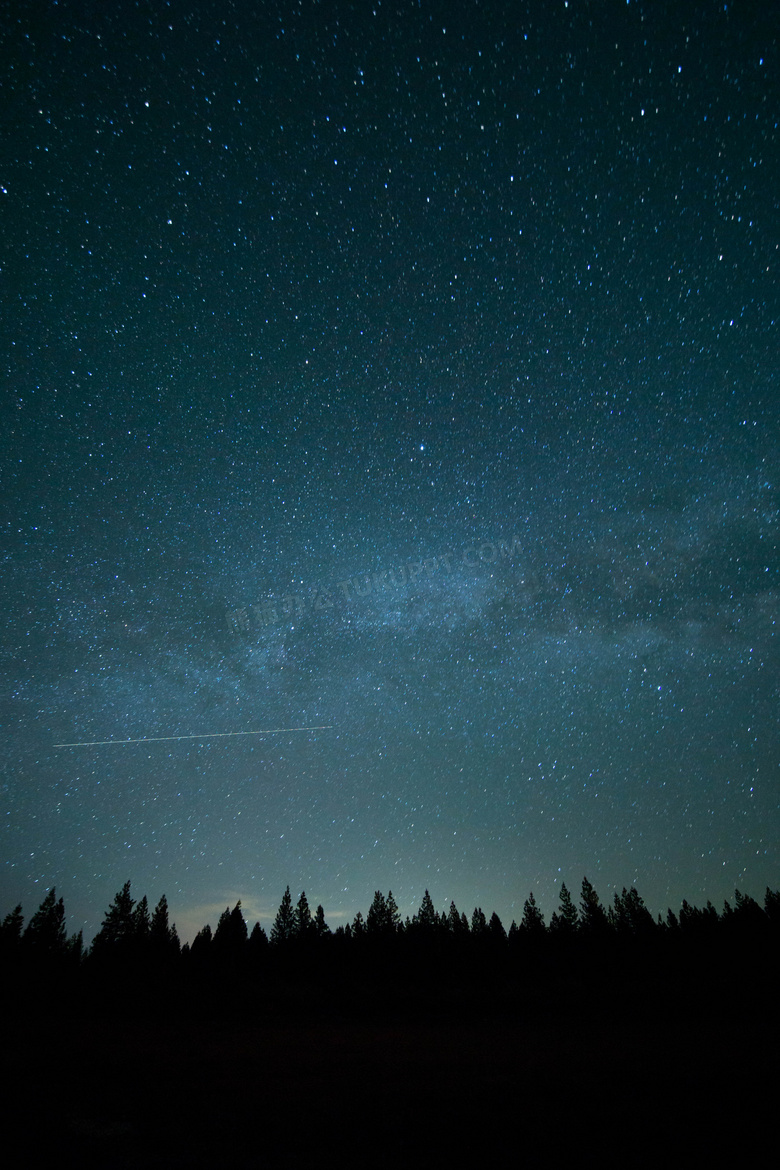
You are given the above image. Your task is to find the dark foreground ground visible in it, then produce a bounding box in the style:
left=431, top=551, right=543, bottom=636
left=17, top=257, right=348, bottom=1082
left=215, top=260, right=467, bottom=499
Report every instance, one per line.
left=5, top=974, right=778, bottom=1167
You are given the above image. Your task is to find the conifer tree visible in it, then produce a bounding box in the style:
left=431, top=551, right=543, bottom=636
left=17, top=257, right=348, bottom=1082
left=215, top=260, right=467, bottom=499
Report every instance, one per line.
left=91, top=881, right=136, bottom=955
left=386, top=891, right=401, bottom=934
left=579, top=877, right=610, bottom=936
left=294, top=891, right=313, bottom=939
left=150, top=894, right=169, bottom=942
left=313, top=905, right=330, bottom=938
left=609, top=891, right=624, bottom=932
left=414, top=890, right=437, bottom=933
left=447, top=900, right=467, bottom=935
left=617, top=887, right=655, bottom=936
left=703, top=900, right=720, bottom=932
left=365, top=890, right=399, bottom=937
left=214, top=901, right=248, bottom=953
left=230, top=900, right=248, bottom=945
left=67, top=930, right=84, bottom=964
left=488, top=911, right=507, bottom=942
left=679, top=899, right=694, bottom=930
left=550, top=882, right=578, bottom=935
left=678, top=899, right=718, bottom=946
left=366, top=891, right=388, bottom=935
left=24, top=888, right=67, bottom=955
left=1, top=904, right=24, bottom=948
left=213, top=907, right=232, bottom=949
left=191, top=922, right=213, bottom=957
left=521, top=891, right=546, bottom=937
left=150, top=894, right=179, bottom=955
left=248, top=921, right=269, bottom=955
left=270, top=886, right=295, bottom=945
left=471, top=907, right=488, bottom=936
left=132, top=894, right=151, bottom=943
left=734, top=889, right=763, bottom=921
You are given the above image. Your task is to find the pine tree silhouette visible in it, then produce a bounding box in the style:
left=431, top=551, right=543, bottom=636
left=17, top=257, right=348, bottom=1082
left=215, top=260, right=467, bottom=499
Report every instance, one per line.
left=550, top=882, right=579, bottom=936
left=488, top=911, right=507, bottom=942
left=23, top=888, right=67, bottom=956
left=270, top=886, right=295, bottom=945
left=366, top=891, right=388, bottom=935
left=579, top=877, right=610, bottom=936
left=294, top=891, right=314, bottom=939
left=0, top=904, right=24, bottom=949
left=67, top=929, right=84, bottom=964
left=447, top=900, right=468, bottom=936
left=249, top=921, right=269, bottom=956
left=611, top=887, right=656, bottom=937
left=191, top=922, right=213, bottom=958
left=734, top=889, right=764, bottom=923
left=91, top=881, right=136, bottom=956
left=313, top=905, right=330, bottom=938
left=133, top=895, right=151, bottom=944
left=214, top=901, right=248, bottom=955
left=414, top=890, right=437, bottom=934
left=386, top=891, right=402, bottom=934
left=150, top=895, right=179, bottom=957
left=471, top=907, right=488, bottom=936
left=520, top=892, right=546, bottom=941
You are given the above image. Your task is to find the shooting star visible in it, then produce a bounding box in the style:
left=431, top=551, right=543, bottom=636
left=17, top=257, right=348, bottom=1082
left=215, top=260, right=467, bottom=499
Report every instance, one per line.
left=54, top=726, right=333, bottom=747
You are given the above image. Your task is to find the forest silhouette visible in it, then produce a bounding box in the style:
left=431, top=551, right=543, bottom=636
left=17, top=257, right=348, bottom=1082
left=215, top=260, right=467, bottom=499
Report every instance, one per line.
left=3, top=877, right=778, bottom=1166
left=3, top=876, right=780, bottom=1016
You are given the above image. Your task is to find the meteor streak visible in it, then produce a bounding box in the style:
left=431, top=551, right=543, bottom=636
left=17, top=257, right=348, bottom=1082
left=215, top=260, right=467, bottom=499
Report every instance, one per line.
left=54, top=726, right=333, bottom=747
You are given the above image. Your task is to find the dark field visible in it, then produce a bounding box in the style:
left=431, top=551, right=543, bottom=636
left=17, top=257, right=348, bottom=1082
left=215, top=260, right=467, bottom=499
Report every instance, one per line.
left=6, top=983, right=776, bottom=1167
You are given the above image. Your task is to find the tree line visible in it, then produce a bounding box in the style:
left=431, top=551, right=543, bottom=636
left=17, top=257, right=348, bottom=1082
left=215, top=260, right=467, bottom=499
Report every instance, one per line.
left=3, top=876, right=779, bottom=972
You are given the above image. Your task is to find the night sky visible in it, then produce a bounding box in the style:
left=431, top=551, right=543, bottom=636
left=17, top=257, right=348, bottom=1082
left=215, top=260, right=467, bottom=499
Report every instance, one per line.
left=2, top=0, right=778, bottom=943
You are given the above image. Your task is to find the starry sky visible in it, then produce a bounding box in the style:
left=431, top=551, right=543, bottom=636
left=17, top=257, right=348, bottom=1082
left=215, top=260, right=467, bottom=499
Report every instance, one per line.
left=2, top=0, right=778, bottom=943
